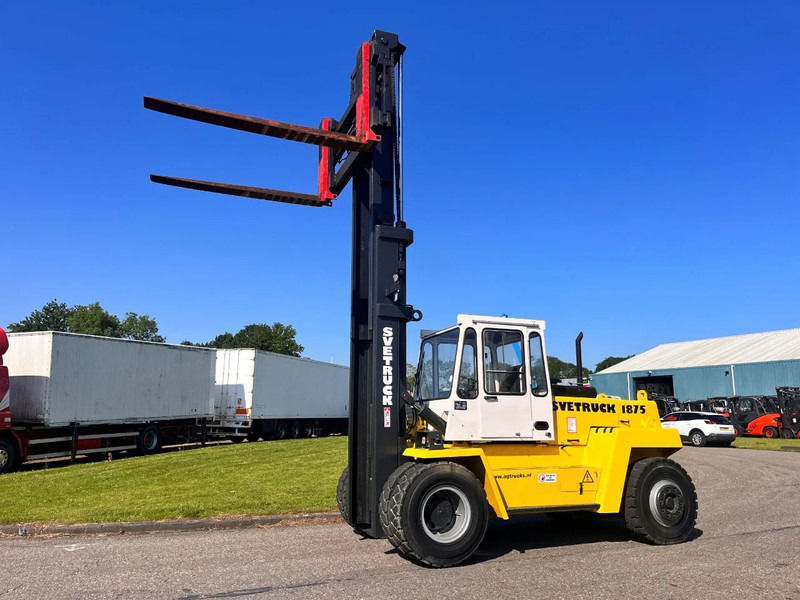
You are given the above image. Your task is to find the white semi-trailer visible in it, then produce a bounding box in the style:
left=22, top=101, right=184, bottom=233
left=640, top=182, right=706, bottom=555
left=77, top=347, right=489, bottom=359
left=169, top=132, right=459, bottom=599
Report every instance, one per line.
left=209, top=349, right=348, bottom=441
left=0, top=331, right=215, bottom=473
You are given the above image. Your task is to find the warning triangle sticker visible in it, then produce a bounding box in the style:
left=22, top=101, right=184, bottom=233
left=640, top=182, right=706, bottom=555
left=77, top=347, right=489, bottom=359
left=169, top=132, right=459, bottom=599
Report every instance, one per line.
left=581, top=470, right=594, bottom=484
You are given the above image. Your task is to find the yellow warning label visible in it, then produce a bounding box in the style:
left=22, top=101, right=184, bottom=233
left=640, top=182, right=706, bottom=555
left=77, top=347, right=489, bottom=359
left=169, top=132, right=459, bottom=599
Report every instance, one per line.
left=582, top=470, right=594, bottom=484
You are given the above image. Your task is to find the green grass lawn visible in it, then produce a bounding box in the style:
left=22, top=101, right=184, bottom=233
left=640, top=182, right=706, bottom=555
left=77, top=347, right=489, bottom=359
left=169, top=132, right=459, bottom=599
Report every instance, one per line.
left=0, top=436, right=347, bottom=525
left=3, top=433, right=798, bottom=526
left=731, top=436, right=800, bottom=451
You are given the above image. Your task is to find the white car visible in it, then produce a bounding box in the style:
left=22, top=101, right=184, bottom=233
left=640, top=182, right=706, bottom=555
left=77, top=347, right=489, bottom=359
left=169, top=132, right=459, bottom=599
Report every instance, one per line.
left=660, top=411, right=736, bottom=447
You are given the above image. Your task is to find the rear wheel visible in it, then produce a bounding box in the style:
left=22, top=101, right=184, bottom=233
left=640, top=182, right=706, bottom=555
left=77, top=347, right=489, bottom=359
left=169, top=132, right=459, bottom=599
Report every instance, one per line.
left=229, top=436, right=245, bottom=444
left=302, top=421, right=314, bottom=439
left=689, top=430, right=706, bottom=447
left=381, top=461, right=488, bottom=568
left=137, top=425, right=162, bottom=455
left=624, top=457, right=697, bottom=545
left=763, top=426, right=779, bottom=439
left=781, top=429, right=795, bottom=439
left=246, top=431, right=261, bottom=443
left=274, top=420, right=287, bottom=440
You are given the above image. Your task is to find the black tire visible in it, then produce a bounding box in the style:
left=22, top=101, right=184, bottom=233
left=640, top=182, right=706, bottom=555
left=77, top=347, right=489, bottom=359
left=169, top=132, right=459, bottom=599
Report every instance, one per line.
left=137, top=425, right=162, bottom=455
left=763, top=427, right=779, bottom=439
left=336, top=467, right=351, bottom=523
left=379, top=461, right=417, bottom=536
left=733, top=425, right=742, bottom=437
left=624, top=457, right=697, bottom=545
left=290, top=420, right=302, bottom=439
left=689, top=430, right=706, bottom=447
left=302, top=421, right=314, bottom=439
left=229, top=436, right=245, bottom=444
left=246, top=431, right=261, bottom=443
left=781, top=429, right=795, bottom=439
left=336, top=467, right=371, bottom=537
left=274, top=420, right=287, bottom=440
left=0, top=438, right=20, bottom=474
left=381, top=461, right=488, bottom=568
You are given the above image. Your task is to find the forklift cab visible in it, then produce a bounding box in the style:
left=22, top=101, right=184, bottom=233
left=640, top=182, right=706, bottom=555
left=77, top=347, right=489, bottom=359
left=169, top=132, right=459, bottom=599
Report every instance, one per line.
left=415, top=314, right=555, bottom=442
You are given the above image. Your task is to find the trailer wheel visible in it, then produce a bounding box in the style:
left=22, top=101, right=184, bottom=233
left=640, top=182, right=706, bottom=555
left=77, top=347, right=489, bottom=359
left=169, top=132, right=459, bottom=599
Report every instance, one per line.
left=382, top=461, right=488, bottom=568
left=763, top=427, right=779, bottom=439
left=624, top=457, right=697, bottom=545
left=0, top=439, right=19, bottom=474
left=689, top=430, right=706, bottom=447
left=290, top=420, right=302, bottom=439
left=137, top=425, right=162, bottom=455
left=274, top=420, right=287, bottom=440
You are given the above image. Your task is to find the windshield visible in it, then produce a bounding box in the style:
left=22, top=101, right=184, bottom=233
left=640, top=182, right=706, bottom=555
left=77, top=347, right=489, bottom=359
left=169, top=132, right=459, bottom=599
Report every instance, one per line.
left=416, top=328, right=459, bottom=401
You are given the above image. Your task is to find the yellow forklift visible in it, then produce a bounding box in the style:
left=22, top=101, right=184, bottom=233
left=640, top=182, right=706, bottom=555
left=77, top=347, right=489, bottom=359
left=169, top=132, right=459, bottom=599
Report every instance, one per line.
left=146, top=30, right=696, bottom=568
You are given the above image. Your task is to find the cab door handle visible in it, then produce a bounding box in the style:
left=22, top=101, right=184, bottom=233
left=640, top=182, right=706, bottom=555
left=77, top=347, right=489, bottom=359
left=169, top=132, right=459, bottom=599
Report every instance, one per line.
left=484, top=396, right=498, bottom=402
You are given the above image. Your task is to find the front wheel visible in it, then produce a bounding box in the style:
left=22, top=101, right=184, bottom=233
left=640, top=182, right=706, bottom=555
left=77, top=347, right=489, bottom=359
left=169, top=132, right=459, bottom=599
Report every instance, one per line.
left=0, top=438, right=19, bottom=474
left=624, top=457, right=697, bottom=545
left=381, top=461, right=488, bottom=568
left=336, top=467, right=370, bottom=537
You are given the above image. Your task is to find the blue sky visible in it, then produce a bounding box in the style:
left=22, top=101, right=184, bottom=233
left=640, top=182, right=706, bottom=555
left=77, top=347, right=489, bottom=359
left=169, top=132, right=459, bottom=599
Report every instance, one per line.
left=2, top=1, right=798, bottom=369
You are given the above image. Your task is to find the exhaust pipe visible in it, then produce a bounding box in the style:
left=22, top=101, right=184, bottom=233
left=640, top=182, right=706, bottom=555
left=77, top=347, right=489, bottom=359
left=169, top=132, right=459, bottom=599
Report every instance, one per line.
left=575, top=332, right=584, bottom=386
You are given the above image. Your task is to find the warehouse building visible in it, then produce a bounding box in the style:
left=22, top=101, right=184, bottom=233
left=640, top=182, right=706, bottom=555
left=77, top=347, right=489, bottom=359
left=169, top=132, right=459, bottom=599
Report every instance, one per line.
left=590, top=328, right=800, bottom=402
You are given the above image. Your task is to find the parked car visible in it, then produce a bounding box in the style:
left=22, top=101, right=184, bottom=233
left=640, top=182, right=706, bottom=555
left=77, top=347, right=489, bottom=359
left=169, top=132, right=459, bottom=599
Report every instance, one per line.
left=661, top=411, right=736, bottom=447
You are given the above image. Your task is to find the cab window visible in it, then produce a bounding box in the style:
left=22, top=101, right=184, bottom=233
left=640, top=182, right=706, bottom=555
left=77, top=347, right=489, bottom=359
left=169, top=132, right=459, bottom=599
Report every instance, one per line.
left=529, top=332, right=548, bottom=397
left=416, top=329, right=459, bottom=401
left=457, top=328, right=478, bottom=399
left=483, top=329, right=525, bottom=395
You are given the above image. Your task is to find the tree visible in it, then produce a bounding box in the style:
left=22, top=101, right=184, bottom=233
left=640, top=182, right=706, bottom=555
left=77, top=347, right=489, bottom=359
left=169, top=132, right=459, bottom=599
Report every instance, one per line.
left=9, top=300, right=168, bottom=342
left=208, top=332, right=235, bottom=348
left=406, top=363, right=417, bottom=392
left=547, top=356, right=590, bottom=381
left=8, top=300, right=73, bottom=332
left=120, top=312, right=165, bottom=343
left=594, top=355, right=634, bottom=373
left=207, top=323, right=304, bottom=356
left=69, top=303, right=121, bottom=337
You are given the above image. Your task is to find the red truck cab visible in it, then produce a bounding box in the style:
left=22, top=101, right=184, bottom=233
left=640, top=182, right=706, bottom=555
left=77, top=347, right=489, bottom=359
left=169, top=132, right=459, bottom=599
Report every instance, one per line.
left=0, top=328, right=10, bottom=427
left=0, top=328, right=18, bottom=472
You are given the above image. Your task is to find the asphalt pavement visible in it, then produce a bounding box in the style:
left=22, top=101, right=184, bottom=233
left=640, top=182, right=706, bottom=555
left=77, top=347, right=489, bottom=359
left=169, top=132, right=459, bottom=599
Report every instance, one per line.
left=2, top=446, right=799, bottom=600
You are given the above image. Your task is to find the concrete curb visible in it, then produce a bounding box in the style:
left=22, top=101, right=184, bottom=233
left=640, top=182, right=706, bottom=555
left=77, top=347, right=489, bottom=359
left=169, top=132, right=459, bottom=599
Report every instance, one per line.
left=1, top=512, right=343, bottom=538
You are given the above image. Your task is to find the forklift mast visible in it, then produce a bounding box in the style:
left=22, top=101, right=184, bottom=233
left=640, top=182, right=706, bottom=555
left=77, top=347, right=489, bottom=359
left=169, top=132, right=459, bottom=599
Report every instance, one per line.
left=145, top=31, right=418, bottom=536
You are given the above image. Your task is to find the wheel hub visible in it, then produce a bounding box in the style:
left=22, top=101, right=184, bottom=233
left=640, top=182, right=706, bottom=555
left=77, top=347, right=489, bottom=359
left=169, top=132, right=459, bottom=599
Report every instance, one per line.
left=649, top=480, right=685, bottom=526
left=419, top=484, right=472, bottom=543
left=0, top=449, right=7, bottom=469
left=427, top=493, right=456, bottom=532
